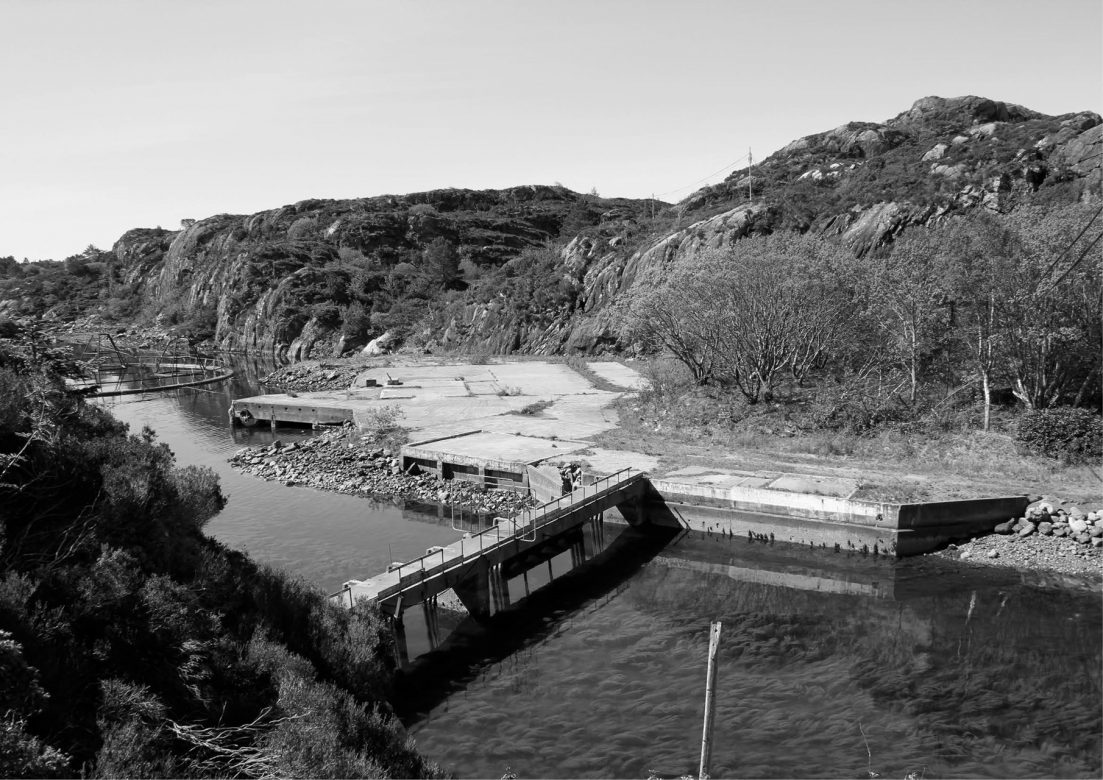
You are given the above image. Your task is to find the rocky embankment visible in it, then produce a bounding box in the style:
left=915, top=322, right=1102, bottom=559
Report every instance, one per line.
left=261, top=362, right=363, bottom=392
left=228, top=426, right=537, bottom=516
left=936, top=499, right=1103, bottom=581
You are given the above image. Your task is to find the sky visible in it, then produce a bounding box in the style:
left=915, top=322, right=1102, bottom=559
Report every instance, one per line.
left=2, top=0, right=1100, bottom=262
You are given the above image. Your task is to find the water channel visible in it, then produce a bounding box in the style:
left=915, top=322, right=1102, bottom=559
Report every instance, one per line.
left=99, top=353, right=1102, bottom=779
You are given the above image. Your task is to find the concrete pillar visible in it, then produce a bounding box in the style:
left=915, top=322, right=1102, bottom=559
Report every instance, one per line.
left=422, top=597, right=440, bottom=650
left=452, top=559, right=492, bottom=620
left=391, top=615, right=409, bottom=667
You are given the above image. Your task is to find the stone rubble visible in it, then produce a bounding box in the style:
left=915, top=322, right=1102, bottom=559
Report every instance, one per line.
left=936, top=498, right=1103, bottom=580
left=227, top=425, right=538, bottom=516
left=261, top=362, right=363, bottom=392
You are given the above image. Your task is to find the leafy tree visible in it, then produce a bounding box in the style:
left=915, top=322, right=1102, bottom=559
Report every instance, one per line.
left=420, top=237, right=462, bottom=292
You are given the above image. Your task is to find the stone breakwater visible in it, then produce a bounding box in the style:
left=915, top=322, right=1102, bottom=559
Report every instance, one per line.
left=936, top=499, right=1103, bottom=580
left=228, top=428, right=537, bottom=516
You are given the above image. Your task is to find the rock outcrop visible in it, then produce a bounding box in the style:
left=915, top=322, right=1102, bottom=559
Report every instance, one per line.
left=23, top=95, right=1097, bottom=360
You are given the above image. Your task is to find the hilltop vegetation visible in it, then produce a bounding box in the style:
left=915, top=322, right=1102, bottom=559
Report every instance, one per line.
left=0, top=325, right=441, bottom=777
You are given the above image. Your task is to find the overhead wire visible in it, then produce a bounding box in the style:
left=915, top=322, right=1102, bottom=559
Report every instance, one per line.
left=1035, top=205, right=1102, bottom=283
left=1038, top=229, right=1103, bottom=295
left=654, top=152, right=751, bottom=201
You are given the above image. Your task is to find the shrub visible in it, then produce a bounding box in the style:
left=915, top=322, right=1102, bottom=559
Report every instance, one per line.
left=1016, top=407, right=1103, bottom=463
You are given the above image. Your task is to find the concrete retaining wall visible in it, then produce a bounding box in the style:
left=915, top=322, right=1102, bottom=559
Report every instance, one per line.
left=645, top=479, right=1028, bottom=557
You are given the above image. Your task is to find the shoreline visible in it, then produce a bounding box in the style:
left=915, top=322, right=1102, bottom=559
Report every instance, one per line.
left=229, top=423, right=1103, bottom=586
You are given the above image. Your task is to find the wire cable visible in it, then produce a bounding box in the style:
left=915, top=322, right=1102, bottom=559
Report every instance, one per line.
left=655, top=153, right=751, bottom=200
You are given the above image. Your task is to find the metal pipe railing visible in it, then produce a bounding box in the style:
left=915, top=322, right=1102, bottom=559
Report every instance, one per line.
left=359, top=468, right=642, bottom=601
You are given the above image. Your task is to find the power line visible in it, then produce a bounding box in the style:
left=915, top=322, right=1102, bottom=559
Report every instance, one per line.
left=654, top=153, right=751, bottom=200
left=1036, top=205, right=1102, bottom=284
left=1039, top=228, right=1103, bottom=294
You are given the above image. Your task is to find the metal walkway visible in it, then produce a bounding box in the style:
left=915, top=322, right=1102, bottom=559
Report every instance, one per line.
left=332, top=468, right=648, bottom=614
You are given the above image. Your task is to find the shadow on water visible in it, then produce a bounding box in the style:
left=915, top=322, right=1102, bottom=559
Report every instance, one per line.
left=394, top=523, right=682, bottom=722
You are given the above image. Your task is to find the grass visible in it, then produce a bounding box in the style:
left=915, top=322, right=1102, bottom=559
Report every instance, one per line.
left=599, top=379, right=1102, bottom=505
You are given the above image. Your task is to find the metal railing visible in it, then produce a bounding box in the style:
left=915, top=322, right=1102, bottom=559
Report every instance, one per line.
left=333, top=467, right=644, bottom=603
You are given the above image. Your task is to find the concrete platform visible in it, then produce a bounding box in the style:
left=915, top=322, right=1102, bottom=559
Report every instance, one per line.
left=405, top=431, right=590, bottom=471
left=664, top=465, right=861, bottom=499
left=586, top=361, right=645, bottom=390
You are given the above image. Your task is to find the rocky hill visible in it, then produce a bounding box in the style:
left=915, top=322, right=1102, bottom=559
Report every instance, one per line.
left=3, top=95, right=1099, bottom=358
left=437, top=96, right=1100, bottom=354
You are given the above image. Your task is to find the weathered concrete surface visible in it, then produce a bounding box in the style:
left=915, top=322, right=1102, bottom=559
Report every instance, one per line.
left=586, top=361, right=645, bottom=390
left=662, top=465, right=861, bottom=498
left=405, top=431, right=590, bottom=470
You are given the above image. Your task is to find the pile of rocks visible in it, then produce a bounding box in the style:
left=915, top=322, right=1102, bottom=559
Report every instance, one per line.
left=228, top=428, right=536, bottom=516
left=261, top=362, right=362, bottom=392
left=937, top=498, right=1103, bottom=580
left=994, top=501, right=1103, bottom=548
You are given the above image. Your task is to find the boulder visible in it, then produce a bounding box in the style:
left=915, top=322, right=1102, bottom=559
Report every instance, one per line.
left=921, top=143, right=949, bottom=161
left=1093, top=537, right=1103, bottom=549
left=1018, top=522, right=1036, bottom=537
left=1089, top=527, right=1103, bottom=538
left=362, top=330, right=396, bottom=356
left=1069, top=518, right=1089, bottom=534
left=1038, top=521, right=1053, bottom=536
left=993, top=520, right=1015, bottom=534
left=987, top=549, right=1000, bottom=559
left=1052, top=526, right=1068, bottom=537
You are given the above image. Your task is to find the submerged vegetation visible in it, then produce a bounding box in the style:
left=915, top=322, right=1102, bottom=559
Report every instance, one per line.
left=0, top=324, right=441, bottom=777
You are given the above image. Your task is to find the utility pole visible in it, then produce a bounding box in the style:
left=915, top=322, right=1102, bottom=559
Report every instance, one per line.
left=747, top=148, right=753, bottom=203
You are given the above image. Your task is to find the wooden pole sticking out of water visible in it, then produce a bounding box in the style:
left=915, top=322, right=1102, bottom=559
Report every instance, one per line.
left=699, top=621, right=723, bottom=780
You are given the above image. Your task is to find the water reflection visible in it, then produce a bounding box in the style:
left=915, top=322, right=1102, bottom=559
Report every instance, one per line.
left=405, top=532, right=1102, bottom=779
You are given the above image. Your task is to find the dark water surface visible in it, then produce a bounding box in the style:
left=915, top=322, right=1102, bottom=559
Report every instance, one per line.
left=99, top=354, right=1102, bottom=779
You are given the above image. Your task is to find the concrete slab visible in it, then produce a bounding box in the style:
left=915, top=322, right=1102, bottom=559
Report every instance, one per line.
left=406, top=431, right=589, bottom=467
left=541, top=447, right=662, bottom=476
left=586, top=361, right=646, bottom=390
left=662, top=465, right=858, bottom=497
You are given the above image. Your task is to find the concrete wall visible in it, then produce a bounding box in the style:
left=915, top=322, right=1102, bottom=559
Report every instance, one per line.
left=645, top=479, right=1028, bottom=557
left=648, top=478, right=897, bottom=527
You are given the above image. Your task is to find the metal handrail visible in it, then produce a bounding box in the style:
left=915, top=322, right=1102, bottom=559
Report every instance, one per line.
left=349, top=468, right=642, bottom=601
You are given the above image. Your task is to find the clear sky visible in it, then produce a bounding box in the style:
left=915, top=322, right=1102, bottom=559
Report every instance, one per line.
left=3, top=0, right=1100, bottom=261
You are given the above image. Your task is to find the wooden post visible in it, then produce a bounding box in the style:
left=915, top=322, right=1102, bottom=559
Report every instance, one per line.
left=699, top=621, right=723, bottom=780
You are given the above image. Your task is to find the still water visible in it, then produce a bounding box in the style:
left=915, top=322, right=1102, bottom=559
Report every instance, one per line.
left=101, top=355, right=1102, bottom=779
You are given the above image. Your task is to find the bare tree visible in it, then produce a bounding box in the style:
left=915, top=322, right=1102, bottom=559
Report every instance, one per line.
left=861, top=229, right=952, bottom=404
left=621, top=233, right=855, bottom=403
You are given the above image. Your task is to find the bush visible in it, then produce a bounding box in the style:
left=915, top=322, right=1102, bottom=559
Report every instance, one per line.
left=1016, top=407, right=1103, bottom=463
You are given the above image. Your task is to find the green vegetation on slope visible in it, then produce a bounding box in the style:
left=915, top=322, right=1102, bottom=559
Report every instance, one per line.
left=0, top=324, right=442, bottom=778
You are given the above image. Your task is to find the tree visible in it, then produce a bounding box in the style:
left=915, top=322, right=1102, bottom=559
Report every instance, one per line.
left=939, top=214, right=1020, bottom=431
left=861, top=230, right=953, bottom=404
left=1001, top=205, right=1102, bottom=409
left=420, top=237, right=461, bottom=291
left=622, top=233, right=855, bottom=402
